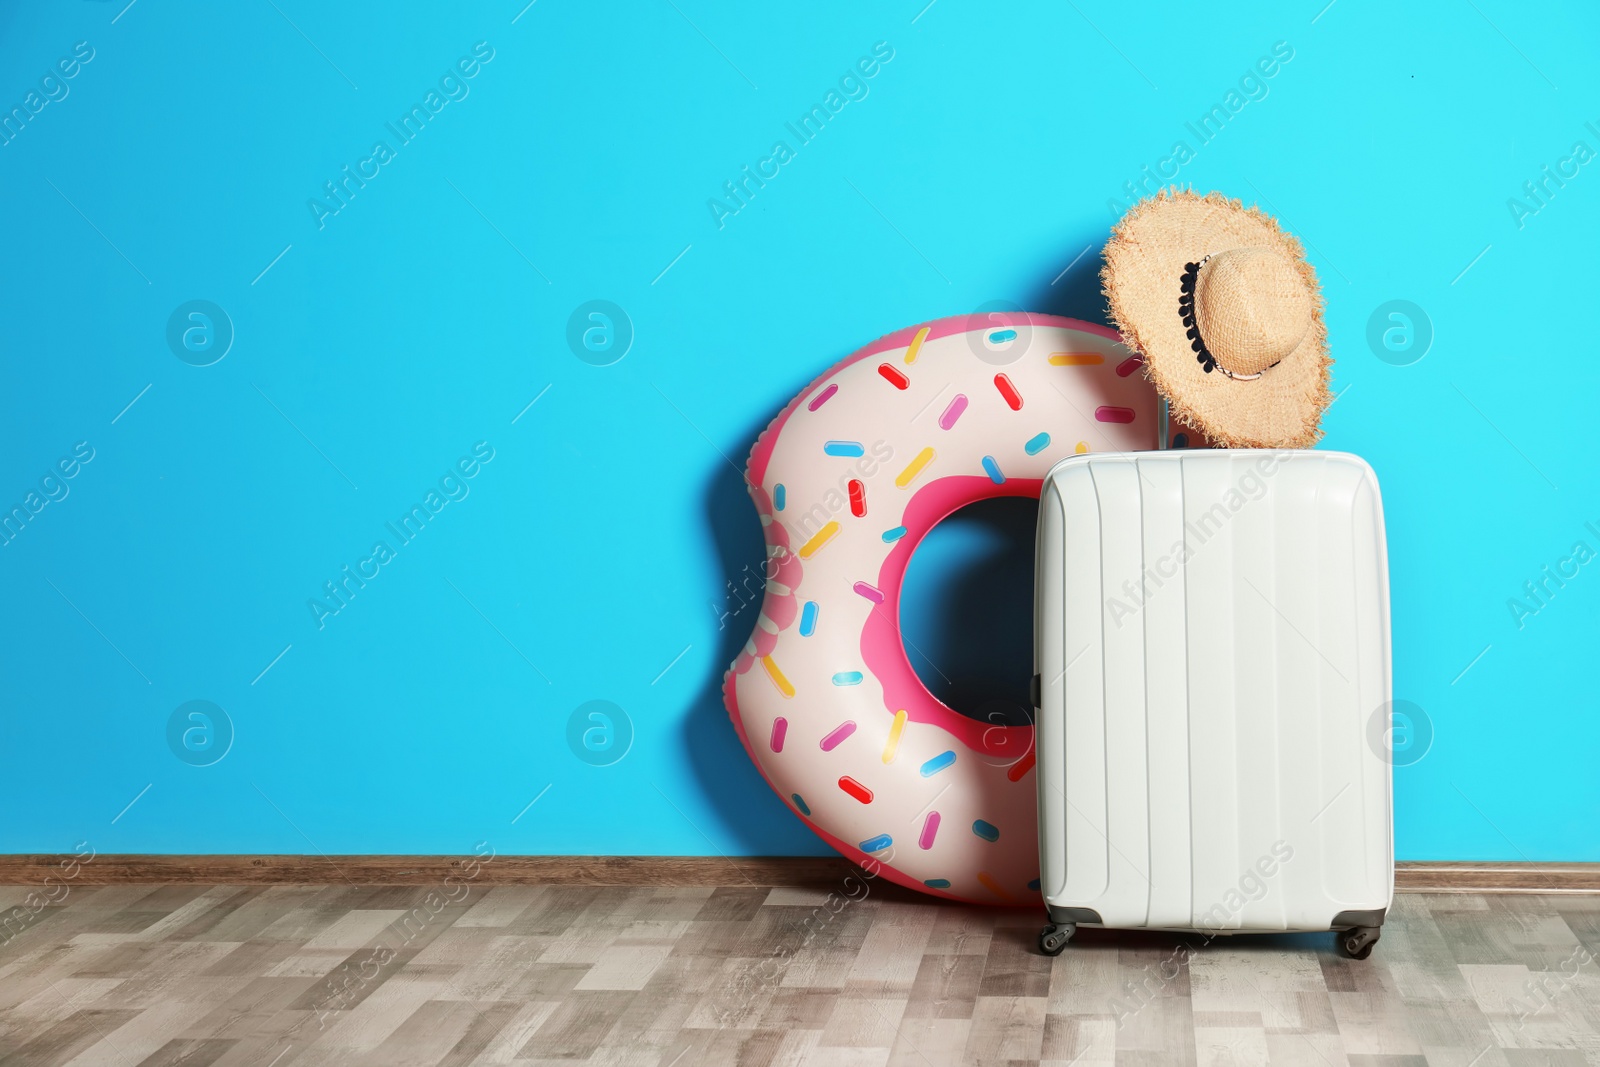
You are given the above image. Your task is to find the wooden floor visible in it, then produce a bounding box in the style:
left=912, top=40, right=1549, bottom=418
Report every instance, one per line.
left=2, top=883, right=1599, bottom=1066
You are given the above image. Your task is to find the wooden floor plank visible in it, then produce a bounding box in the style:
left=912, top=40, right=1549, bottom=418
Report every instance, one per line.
left=0, top=887, right=1598, bottom=1064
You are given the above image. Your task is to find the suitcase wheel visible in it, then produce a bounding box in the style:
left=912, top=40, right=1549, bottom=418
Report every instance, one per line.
left=1338, top=925, right=1381, bottom=960
left=1038, top=923, right=1076, bottom=956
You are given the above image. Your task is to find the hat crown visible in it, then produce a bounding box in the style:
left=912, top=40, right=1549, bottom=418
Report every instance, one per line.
left=1194, top=248, right=1312, bottom=377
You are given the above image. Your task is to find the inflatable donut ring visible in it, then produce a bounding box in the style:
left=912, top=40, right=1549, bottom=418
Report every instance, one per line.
left=723, top=313, right=1159, bottom=904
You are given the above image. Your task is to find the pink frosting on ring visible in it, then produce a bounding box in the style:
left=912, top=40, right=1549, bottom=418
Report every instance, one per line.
left=746, top=314, right=1121, bottom=488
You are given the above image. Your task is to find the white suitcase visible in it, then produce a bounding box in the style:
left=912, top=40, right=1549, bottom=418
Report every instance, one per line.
left=1032, top=450, right=1393, bottom=958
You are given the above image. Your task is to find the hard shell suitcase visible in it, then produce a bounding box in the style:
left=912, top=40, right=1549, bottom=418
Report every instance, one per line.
left=1032, top=450, right=1393, bottom=958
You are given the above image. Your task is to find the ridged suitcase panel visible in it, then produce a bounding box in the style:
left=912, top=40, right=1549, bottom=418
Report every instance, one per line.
left=1035, top=451, right=1393, bottom=932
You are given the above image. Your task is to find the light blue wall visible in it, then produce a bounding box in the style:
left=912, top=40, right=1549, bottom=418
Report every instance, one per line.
left=2, top=0, right=1595, bottom=860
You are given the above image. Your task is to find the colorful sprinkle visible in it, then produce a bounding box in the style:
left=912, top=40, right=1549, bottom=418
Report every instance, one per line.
left=895, top=446, right=935, bottom=488
left=859, top=833, right=893, bottom=853
left=976, top=871, right=1009, bottom=899
left=988, top=329, right=1017, bottom=345
left=820, top=721, right=857, bottom=751
left=1096, top=405, right=1136, bottom=423
left=972, top=820, right=1000, bottom=842
left=981, top=456, right=1004, bottom=484
left=1024, top=432, right=1051, bottom=456
left=1173, top=433, right=1189, bottom=448
left=924, top=878, right=952, bottom=889
left=853, top=581, right=884, bottom=604
left=993, top=373, right=1023, bottom=410
left=798, top=521, right=840, bottom=559
left=761, top=655, right=795, bottom=698
left=882, top=526, right=907, bottom=543
left=769, top=717, right=787, bottom=752
left=1006, top=747, right=1036, bottom=782
left=792, top=793, right=811, bottom=816
left=848, top=479, right=867, bottom=517
left=838, top=776, right=873, bottom=803
left=919, top=811, right=941, bottom=850
left=1027, top=878, right=1041, bottom=891
left=903, top=325, right=930, bottom=364
left=824, top=440, right=865, bottom=457
left=1115, top=355, right=1143, bottom=377
left=1049, top=352, right=1104, bottom=366
left=773, top=484, right=786, bottom=511
left=882, top=709, right=907, bottom=764
left=831, top=671, right=864, bottom=686
left=878, top=363, right=910, bottom=390
left=920, top=751, right=956, bottom=777
left=1075, top=441, right=1090, bottom=454
left=937, top=394, right=969, bottom=430
left=807, top=384, right=839, bottom=411
left=799, top=601, right=819, bottom=636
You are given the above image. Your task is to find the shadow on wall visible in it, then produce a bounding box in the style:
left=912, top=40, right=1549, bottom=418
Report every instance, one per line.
left=684, top=404, right=812, bottom=854
left=685, top=242, right=1115, bottom=853
left=1026, top=242, right=1113, bottom=326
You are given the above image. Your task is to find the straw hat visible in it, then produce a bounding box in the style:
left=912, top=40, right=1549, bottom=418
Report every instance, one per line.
left=1102, top=189, right=1332, bottom=449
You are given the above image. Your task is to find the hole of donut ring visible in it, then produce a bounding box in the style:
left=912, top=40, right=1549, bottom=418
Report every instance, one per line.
left=898, top=496, right=1036, bottom=729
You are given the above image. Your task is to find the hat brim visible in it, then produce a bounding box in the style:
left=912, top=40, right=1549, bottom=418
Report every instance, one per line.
left=1102, top=189, right=1332, bottom=450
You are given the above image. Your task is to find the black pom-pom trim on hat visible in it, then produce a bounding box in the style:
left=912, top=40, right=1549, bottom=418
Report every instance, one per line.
left=1178, top=261, right=1216, bottom=374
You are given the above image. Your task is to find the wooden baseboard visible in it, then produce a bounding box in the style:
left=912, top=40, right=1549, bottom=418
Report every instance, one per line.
left=1, top=856, right=1597, bottom=893
left=1395, top=862, right=1600, bottom=894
